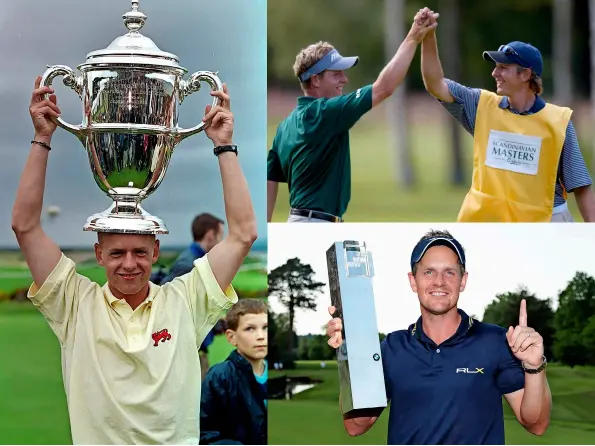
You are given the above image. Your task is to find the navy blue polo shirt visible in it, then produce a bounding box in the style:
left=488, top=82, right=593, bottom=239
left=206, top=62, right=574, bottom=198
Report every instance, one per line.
left=380, top=309, right=525, bottom=445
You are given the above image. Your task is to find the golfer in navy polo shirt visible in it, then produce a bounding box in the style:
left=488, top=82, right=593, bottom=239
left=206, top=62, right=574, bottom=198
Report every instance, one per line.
left=326, top=230, right=552, bottom=444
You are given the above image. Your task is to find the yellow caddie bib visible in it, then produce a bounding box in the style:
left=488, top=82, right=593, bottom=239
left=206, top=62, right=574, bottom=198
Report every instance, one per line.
left=457, top=90, right=572, bottom=222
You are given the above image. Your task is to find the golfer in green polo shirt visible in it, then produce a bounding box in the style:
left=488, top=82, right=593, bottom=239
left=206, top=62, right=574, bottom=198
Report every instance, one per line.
left=267, top=10, right=438, bottom=223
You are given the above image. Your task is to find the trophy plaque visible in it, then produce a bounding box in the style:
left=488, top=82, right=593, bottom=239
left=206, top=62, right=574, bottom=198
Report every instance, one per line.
left=326, top=241, right=387, bottom=414
left=40, top=0, right=223, bottom=234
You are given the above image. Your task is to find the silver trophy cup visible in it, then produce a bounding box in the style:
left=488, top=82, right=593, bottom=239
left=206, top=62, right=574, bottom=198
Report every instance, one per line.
left=326, top=241, right=387, bottom=414
left=40, top=0, right=223, bottom=234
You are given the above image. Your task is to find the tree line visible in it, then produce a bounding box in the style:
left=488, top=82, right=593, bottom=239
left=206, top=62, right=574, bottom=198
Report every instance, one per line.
left=269, top=258, right=595, bottom=368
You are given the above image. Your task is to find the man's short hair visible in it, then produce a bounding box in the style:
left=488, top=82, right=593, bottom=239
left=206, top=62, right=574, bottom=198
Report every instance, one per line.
left=191, top=213, right=224, bottom=241
left=412, top=229, right=466, bottom=276
left=225, top=299, right=268, bottom=331
left=515, top=66, right=543, bottom=96
left=293, top=41, right=335, bottom=88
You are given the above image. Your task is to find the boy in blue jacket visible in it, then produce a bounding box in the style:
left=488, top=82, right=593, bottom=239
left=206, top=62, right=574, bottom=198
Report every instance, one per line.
left=200, top=299, right=268, bottom=445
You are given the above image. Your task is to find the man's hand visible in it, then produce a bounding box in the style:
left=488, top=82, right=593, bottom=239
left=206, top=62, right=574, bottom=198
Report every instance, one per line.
left=30, top=76, right=61, bottom=141
left=326, top=305, right=344, bottom=348
left=406, top=8, right=439, bottom=44
left=506, top=299, right=545, bottom=368
left=203, top=84, right=234, bottom=147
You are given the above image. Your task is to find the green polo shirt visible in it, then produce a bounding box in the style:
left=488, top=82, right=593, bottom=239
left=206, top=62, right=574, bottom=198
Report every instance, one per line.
left=267, top=85, right=373, bottom=217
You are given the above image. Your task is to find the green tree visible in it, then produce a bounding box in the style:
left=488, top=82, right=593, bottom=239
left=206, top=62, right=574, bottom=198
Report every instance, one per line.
left=580, top=315, right=595, bottom=365
left=307, top=336, right=328, bottom=360
left=297, top=336, right=311, bottom=360
left=268, top=258, right=325, bottom=360
left=482, top=286, right=555, bottom=360
left=553, top=272, right=595, bottom=366
left=268, top=310, right=298, bottom=367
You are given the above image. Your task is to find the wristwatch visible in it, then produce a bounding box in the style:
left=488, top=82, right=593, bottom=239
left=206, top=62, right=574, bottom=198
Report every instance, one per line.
left=522, top=355, right=547, bottom=374
left=213, top=144, right=238, bottom=156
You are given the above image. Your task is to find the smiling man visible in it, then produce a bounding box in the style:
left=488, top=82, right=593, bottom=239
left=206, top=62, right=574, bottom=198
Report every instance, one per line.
left=326, top=230, right=552, bottom=445
left=11, top=77, right=257, bottom=444
left=419, top=8, right=595, bottom=222
left=266, top=10, right=438, bottom=223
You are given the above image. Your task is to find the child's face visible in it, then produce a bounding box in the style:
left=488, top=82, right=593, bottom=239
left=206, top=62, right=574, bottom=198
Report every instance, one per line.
left=226, top=312, right=268, bottom=361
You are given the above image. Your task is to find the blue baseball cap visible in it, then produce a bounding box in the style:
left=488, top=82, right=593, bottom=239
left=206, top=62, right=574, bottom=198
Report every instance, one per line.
left=410, top=235, right=466, bottom=271
left=299, top=49, right=359, bottom=82
left=482, top=41, right=543, bottom=77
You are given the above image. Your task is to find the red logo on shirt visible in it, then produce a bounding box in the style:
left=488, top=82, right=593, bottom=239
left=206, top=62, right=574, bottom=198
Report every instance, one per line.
left=152, top=329, right=172, bottom=347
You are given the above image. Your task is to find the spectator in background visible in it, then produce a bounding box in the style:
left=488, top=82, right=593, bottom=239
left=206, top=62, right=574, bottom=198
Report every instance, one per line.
left=200, top=298, right=268, bottom=445
left=154, top=213, right=226, bottom=378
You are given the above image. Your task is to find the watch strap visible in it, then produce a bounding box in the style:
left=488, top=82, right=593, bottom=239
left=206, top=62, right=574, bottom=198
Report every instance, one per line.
left=522, top=355, right=547, bottom=374
left=214, top=144, right=238, bottom=156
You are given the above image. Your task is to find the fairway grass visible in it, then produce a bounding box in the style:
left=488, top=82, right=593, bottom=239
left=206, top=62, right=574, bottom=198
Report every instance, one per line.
left=267, top=119, right=585, bottom=222
left=0, top=302, right=238, bottom=444
left=268, top=361, right=595, bottom=445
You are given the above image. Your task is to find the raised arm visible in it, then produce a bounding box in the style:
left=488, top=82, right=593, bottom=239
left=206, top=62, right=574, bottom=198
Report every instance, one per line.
left=371, top=9, right=438, bottom=107
left=420, top=9, right=454, bottom=103
left=12, top=76, right=63, bottom=288
left=202, top=85, right=258, bottom=291
left=503, top=300, right=551, bottom=435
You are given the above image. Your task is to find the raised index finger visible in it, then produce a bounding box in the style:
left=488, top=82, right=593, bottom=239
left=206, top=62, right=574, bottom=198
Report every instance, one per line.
left=519, top=299, right=527, bottom=327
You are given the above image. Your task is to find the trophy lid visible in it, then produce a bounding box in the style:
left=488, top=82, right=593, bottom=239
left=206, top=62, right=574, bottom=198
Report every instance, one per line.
left=82, top=1, right=184, bottom=71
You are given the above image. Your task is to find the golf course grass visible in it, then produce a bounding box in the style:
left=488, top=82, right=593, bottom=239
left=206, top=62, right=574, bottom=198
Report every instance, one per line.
left=268, top=361, right=595, bottom=445
left=267, top=118, right=587, bottom=223
left=0, top=301, right=237, bottom=444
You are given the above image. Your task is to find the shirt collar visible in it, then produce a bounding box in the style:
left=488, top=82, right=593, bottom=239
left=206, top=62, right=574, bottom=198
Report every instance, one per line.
left=499, top=95, right=545, bottom=114
left=104, top=281, right=158, bottom=307
left=409, top=308, right=475, bottom=347
left=297, top=96, right=317, bottom=105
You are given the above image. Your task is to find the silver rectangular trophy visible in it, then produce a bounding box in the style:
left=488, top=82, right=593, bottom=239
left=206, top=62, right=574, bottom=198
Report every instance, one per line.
left=326, top=241, right=387, bottom=414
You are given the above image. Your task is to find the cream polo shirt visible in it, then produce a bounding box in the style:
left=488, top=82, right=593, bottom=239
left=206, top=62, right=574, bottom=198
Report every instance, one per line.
left=27, top=253, right=238, bottom=445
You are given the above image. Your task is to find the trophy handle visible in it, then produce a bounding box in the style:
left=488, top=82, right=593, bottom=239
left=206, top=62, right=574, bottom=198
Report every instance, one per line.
left=177, top=71, right=224, bottom=140
left=40, top=65, right=84, bottom=137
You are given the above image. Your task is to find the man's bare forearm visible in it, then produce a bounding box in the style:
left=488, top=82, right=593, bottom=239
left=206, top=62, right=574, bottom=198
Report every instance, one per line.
left=218, top=152, right=257, bottom=245
left=421, top=32, right=453, bottom=102
left=520, top=372, right=551, bottom=433
left=340, top=391, right=382, bottom=436
left=207, top=151, right=258, bottom=291
left=12, top=136, right=62, bottom=288
left=372, top=38, right=419, bottom=106
left=574, top=186, right=595, bottom=222
left=12, top=137, right=52, bottom=233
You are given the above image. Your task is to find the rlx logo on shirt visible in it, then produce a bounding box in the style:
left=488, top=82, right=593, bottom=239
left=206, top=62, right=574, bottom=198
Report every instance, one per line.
left=456, top=367, right=484, bottom=374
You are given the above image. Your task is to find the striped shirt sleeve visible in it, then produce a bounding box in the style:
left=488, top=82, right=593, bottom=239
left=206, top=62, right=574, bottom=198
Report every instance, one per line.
left=559, top=121, right=592, bottom=192
left=439, top=79, right=482, bottom=135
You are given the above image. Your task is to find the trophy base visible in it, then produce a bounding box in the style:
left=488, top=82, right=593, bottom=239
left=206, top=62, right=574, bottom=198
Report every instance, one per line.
left=83, top=201, right=169, bottom=235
